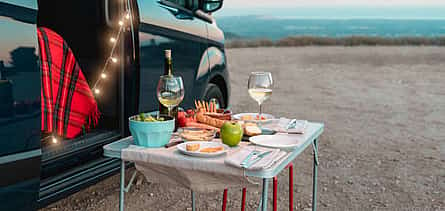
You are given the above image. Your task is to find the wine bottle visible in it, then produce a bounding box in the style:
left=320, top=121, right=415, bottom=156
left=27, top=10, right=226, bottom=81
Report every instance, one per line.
left=159, top=50, right=178, bottom=126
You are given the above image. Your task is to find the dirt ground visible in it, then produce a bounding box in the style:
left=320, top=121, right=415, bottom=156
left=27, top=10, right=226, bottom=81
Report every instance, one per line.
left=41, top=47, right=445, bottom=211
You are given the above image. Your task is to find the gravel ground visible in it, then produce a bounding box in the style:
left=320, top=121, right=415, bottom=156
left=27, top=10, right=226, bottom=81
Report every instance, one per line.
left=41, top=47, right=445, bottom=211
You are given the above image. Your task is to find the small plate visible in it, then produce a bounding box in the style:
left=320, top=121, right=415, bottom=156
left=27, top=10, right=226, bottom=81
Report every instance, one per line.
left=178, top=127, right=216, bottom=142
left=249, top=134, right=304, bottom=149
left=242, top=128, right=276, bottom=141
left=177, top=141, right=229, bottom=157
left=233, top=113, right=275, bottom=124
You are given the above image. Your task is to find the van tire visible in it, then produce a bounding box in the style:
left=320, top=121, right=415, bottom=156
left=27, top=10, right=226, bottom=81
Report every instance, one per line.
left=203, top=83, right=226, bottom=108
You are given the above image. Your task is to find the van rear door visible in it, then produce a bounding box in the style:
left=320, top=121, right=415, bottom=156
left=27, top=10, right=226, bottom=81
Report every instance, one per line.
left=0, top=1, right=41, bottom=210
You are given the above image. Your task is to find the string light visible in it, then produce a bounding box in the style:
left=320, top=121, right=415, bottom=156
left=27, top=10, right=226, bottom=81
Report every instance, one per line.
left=92, top=11, right=131, bottom=96
left=52, top=136, right=58, bottom=144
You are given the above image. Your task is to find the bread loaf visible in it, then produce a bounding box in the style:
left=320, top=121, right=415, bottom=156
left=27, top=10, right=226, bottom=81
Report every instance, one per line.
left=196, top=112, right=227, bottom=128
left=244, top=123, right=262, bottom=136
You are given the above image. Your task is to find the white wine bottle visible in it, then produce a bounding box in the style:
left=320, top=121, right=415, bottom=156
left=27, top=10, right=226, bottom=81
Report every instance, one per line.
left=159, top=50, right=178, bottom=126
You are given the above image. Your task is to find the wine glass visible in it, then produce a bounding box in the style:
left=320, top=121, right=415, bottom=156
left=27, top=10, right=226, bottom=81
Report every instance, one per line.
left=248, top=72, right=273, bottom=123
left=157, top=75, right=184, bottom=117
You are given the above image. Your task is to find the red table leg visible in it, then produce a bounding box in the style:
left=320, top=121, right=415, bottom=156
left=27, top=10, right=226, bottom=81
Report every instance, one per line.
left=288, top=163, right=294, bottom=211
left=222, top=189, right=228, bottom=211
left=273, top=177, right=278, bottom=211
left=241, top=188, right=246, bottom=211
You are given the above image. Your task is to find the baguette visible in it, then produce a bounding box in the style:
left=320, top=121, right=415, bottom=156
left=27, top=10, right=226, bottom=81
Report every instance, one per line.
left=185, top=121, right=220, bottom=132
left=196, top=112, right=227, bottom=128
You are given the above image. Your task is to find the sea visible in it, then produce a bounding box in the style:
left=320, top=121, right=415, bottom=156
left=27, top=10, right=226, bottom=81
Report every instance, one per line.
left=215, top=7, right=445, bottom=40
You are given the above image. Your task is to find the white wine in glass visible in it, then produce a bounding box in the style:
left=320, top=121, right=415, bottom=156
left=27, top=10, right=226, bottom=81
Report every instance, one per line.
left=157, top=75, right=184, bottom=117
left=248, top=88, right=272, bottom=105
left=248, top=72, right=273, bottom=123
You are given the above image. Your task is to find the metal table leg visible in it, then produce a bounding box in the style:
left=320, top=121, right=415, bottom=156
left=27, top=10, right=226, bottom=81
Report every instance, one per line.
left=120, top=160, right=125, bottom=211
left=241, top=188, right=247, bottom=211
left=119, top=161, right=138, bottom=211
left=261, top=178, right=269, bottom=211
left=312, top=139, right=319, bottom=211
left=191, top=190, right=195, bottom=211
left=273, top=177, right=278, bottom=211
left=222, top=189, right=228, bottom=211
left=288, top=163, right=294, bottom=211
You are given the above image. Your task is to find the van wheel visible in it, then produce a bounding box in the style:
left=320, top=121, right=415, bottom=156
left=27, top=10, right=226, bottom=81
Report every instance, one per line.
left=203, top=83, right=226, bottom=109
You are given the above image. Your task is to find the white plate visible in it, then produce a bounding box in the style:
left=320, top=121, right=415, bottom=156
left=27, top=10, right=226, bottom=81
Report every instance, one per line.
left=177, top=141, right=229, bottom=157
left=249, top=134, right=304, bottom=149
left=232, top=113, right=275, bottom=124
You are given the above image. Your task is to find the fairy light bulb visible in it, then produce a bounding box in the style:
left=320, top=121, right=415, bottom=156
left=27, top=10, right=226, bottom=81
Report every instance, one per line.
left=94, top=88, right=100, bottom=94
left=111, top=57, right=118, bottom=63
left=125, top=13, right=130, bottom=20
left=101, top=73, right=107, bottom=79
left=118, top=20, right=124, bottom=26
left=52, top=136, right=58, bottom=144
left=110, top=37, right=116, bottom=43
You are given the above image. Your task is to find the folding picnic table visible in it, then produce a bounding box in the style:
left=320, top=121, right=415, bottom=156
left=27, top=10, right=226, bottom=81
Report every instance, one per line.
left=103, top=122, right=323, bottom=211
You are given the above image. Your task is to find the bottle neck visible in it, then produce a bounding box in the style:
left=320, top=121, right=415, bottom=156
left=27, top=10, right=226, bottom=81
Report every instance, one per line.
left=165, top=57, right=172, bottom=76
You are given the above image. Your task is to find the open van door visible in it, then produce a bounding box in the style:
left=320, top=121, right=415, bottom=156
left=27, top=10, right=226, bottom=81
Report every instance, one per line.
left=0, top=1, right=41, bottom=210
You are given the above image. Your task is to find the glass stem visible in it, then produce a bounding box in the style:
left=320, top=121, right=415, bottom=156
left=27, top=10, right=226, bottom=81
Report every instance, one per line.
left=258, top=103, right=262, bottom=127
left=168, top=107, right=171, bottom=117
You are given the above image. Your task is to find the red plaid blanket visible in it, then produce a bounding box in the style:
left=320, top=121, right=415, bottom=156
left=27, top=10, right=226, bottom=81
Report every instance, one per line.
left=38, top=27, right=100, bottom=139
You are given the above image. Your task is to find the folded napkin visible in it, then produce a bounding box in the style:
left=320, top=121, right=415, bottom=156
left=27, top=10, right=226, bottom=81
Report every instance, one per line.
left=264, top=118, right=307, bottom=134
left=225, top=146, right=287, bottom=171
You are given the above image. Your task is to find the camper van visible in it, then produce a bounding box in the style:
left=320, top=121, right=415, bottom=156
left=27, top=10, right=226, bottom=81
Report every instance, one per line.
left=0, top=0, right=228, bottom=209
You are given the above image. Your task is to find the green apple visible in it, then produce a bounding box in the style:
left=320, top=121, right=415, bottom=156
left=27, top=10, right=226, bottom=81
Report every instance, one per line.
left=221, top=121, right=243, bottom=147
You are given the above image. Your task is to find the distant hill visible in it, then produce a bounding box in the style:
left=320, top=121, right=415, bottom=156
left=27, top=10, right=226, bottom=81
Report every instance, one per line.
left=223, top=31, right=243, bottom=40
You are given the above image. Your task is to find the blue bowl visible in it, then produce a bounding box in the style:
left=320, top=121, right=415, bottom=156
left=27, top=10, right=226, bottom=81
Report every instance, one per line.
left=129, top=111, right=174, bottom=148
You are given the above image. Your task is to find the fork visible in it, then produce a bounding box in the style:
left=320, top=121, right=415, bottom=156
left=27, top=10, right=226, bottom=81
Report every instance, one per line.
left=243, top=151, right=272, bottom=168
left=240, top=150, right=260, bottom=167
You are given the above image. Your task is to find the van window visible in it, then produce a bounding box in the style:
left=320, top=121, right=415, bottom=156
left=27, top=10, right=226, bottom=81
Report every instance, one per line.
left=166, top=0, right=199, bottom=11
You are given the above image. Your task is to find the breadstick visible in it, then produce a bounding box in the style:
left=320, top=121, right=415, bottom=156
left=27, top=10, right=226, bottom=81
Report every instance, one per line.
left=194, top=100, right=199, bottom=110
left=199, top=100, right=205, bottom=112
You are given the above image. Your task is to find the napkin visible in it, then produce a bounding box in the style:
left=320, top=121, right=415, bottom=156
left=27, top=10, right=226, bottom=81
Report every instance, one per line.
left=264, top=118, right=307, bottom=134
left=225, top=146, right=287, bottom=171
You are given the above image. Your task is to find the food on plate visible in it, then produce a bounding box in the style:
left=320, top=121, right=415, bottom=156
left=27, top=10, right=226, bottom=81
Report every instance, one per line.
left=256, top=115, right=267, bottom=120
left=240, top=114, right=266, bottom=121
left=179, top=128, right=215, bottom=141
left=196, top=112, right=227, bottom=128
left=186, top=143, right=200, bottom=151
left=184, top=122, right=220, bottom=132
left=205, top=111, right=232, bottom=120
left=133, top=113, right=165, bottom=122
left=240, top=115, right=253, bottom=121
left=195, top=100, right=218, bottom=113
left=199, top=146, right=224, bottom=153
left=220, top=121, right=243, bottom=147
left=244, top=122, right=262, bottom=136
left=193, top=100, right=232, bottom=120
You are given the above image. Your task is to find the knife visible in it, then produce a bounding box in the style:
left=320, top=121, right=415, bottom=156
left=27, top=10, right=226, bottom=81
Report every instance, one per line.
left=165, top=140, right=184, bottom=148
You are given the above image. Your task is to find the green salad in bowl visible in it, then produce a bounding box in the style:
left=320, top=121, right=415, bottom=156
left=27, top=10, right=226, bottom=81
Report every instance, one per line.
left=129, top=111, right=174, bottom=148
left=132, top=113, right=166, bottom=122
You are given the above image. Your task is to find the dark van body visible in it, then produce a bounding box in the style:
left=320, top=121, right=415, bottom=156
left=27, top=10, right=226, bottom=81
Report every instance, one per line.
left=0, top=0, right=228, bottom=209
